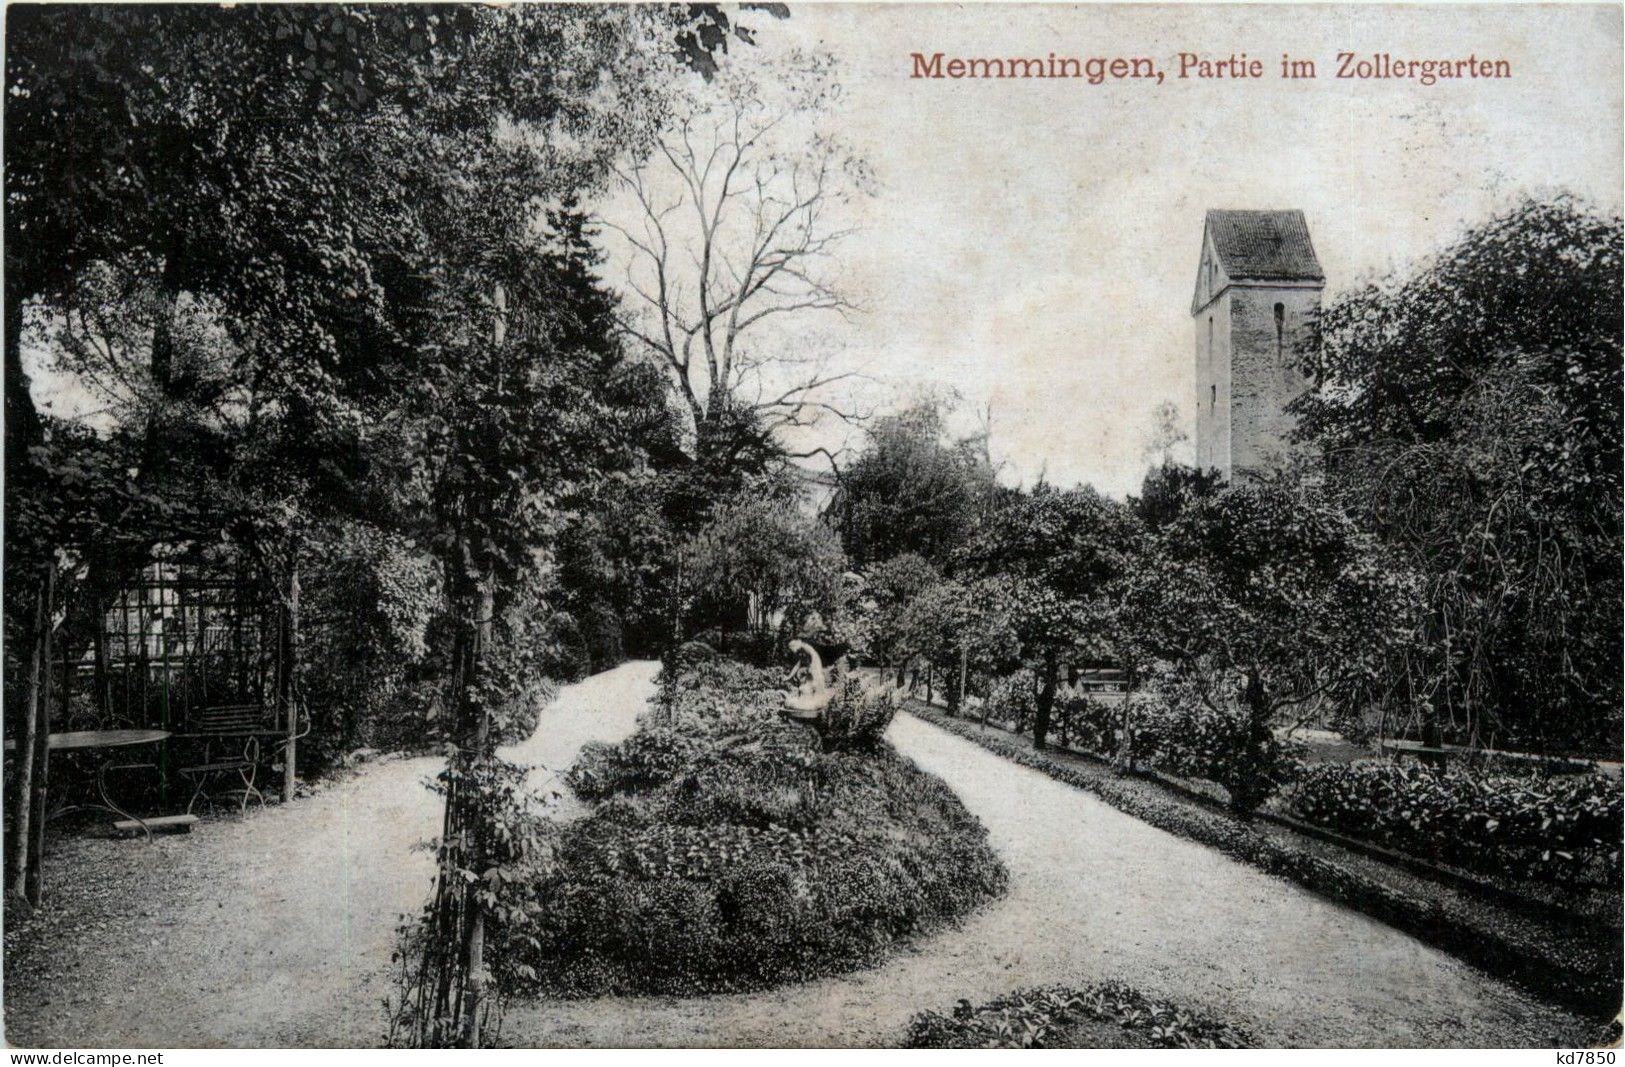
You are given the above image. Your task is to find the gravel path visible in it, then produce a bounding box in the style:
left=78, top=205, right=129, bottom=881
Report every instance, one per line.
left=5, top=662, right=1587, bottom=1047
left=3, top=662, right=657, bottom=1048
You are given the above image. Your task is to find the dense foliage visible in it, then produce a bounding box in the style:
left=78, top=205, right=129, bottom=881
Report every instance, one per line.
left=984, top=684, right=1303, bottom=807
left=1285, top=762, right=1623, bottom=887
left=958, top=485, right=1140, bottom=750
left=683, top=492, right=848, bottom=634
left=853, top=197, right=1622, bottom=832
left=831, top=404, right=997, bottom=570
left=1123, top=481, right=1416, bottom=809
left=906, top=983, right=1252, bottom=1049
left=492, top=658, right=1006, bottom=996
left=1294, top=197, right=1623, bottom=755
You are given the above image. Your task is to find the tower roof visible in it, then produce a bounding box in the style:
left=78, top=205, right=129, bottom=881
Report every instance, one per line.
left=1204, top=209, right=1324, bottom=282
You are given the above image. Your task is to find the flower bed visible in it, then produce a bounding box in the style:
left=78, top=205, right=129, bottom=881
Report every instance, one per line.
left=493, top=656, right=1007, bottom=997
left=906, top=982, right=1253, bottom=1049
left=1284, top=761, right=1623, bottom=887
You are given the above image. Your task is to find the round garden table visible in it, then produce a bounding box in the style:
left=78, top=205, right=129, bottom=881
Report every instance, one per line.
left=5, top=729, right=171, bottom=839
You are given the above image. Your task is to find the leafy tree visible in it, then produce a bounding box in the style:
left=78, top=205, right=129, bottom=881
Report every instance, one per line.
left=857, top=552, right=941, bottom=675
left=832, top=403, right=998, bottom=569
left=685, top=494, right=847, bottom=635
left=1124, top=481, right=1419, bottom=810
left=1293, top=195, right=1623, bottom=754
left=959, top=485, right=1140, bottom=749
left=1129, top=461, right=1225, bottom=531
left=893, top=577, right=1020, bottom=714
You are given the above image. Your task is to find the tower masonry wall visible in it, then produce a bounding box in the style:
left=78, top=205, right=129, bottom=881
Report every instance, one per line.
left=1226, top=283, right=1322, bottom=481
left=1193, top=291, right=1233, bottom=476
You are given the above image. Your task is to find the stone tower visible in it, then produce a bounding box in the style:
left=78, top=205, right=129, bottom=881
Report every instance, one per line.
left=1191, top=209, right=1324, bottom=482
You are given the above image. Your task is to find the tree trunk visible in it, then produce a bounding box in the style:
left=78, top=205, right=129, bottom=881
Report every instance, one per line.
left=5, top=290, right=41, bottom=456
left=1118, top=671, right=1138, bottom=771
left=461, top=576, right=495, bottom=1048
left=1230, top=670, right=1274, bottom=813
left=25, top=561, right=57, bottom=906
left=953, top=646, right=968, bottom=716
left=671, top=555, right=684, bottom=646
left=460, top=286, right=506, bottom=1049
left=1033, top=651, right=1059, bottom=750
left=280, top=551, right=301, bottom=803
left=7, top=566, right=49, bottom=903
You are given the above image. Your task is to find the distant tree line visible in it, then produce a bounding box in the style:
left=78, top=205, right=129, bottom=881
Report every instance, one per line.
left=829, top=197, right=1621, bottom=815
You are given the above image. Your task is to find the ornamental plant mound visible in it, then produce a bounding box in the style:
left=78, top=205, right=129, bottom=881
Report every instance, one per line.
left=493, top=656, right=1007, bottom=997
left=906, top=982, right=1253, bottom=1049
left=1284, top=761, right=1623, bottom=887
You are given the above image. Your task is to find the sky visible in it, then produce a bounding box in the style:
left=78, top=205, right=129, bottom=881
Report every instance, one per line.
left=605, top=2, right=1623, bottom=497
left=26, top=4, right=1623, bottom=500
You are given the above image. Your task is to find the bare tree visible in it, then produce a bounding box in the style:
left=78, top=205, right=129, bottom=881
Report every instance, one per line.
left=603, top=58, right=872, bottom=463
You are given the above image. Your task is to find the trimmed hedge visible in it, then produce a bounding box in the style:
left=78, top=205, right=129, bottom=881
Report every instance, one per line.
left=906, top=982, right=1253, bottom=1049
left=494, top=662, right=1007, bottom=997
left=905, top=700, right=1621, bottom=1022
left=1285, top=761, right=1623, bottom=887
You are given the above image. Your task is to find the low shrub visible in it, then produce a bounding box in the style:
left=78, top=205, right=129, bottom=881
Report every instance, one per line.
left=1285, top=761, right=1624, bottom=887
left=567, top=726, right=708, bottom=800
left=1007, top=677, right=1299, bottom=811
left=660, top=638, right=718, bottom=679
left=495, top=659, right=1008, bottom=997
left=816, top=675, right=898, bottom=753
left=679, top=656, right=781, bottom=695
left=905, top=982, right=1253, bottom=1049
left=694, top=627, right=782, bottom=667
left=982, top=669, right=1038, bottom=729
left=1133, top=691, right=1301, bottom=811
left=1052, top=691, right=1123, bottom=758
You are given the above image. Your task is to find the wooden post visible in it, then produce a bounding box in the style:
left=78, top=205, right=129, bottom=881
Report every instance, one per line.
left=8, top=566, right=49, bottom=902
left=25, top=561, right=58, bottom=906
left=671, top=553, right=684, bottom=646
left=281, top=551, right=301, bottom=803
left=463, top=283, right=504, bottom=1049
left=92, top=605, right=111, bottom=720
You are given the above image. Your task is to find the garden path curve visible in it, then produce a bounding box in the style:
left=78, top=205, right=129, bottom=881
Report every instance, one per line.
left=5, top=661, right=1588, bottom=1047
left=501, top=679, right=1588, bottom=1048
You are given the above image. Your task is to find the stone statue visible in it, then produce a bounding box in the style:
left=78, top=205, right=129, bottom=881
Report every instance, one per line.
left=782, top=639, right=835, bottom=722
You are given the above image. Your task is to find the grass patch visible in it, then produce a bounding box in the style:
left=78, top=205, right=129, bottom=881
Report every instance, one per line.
left=493, top=657, right=1007, bottom=997
left=906, top=983, right=1253, bottom=1049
